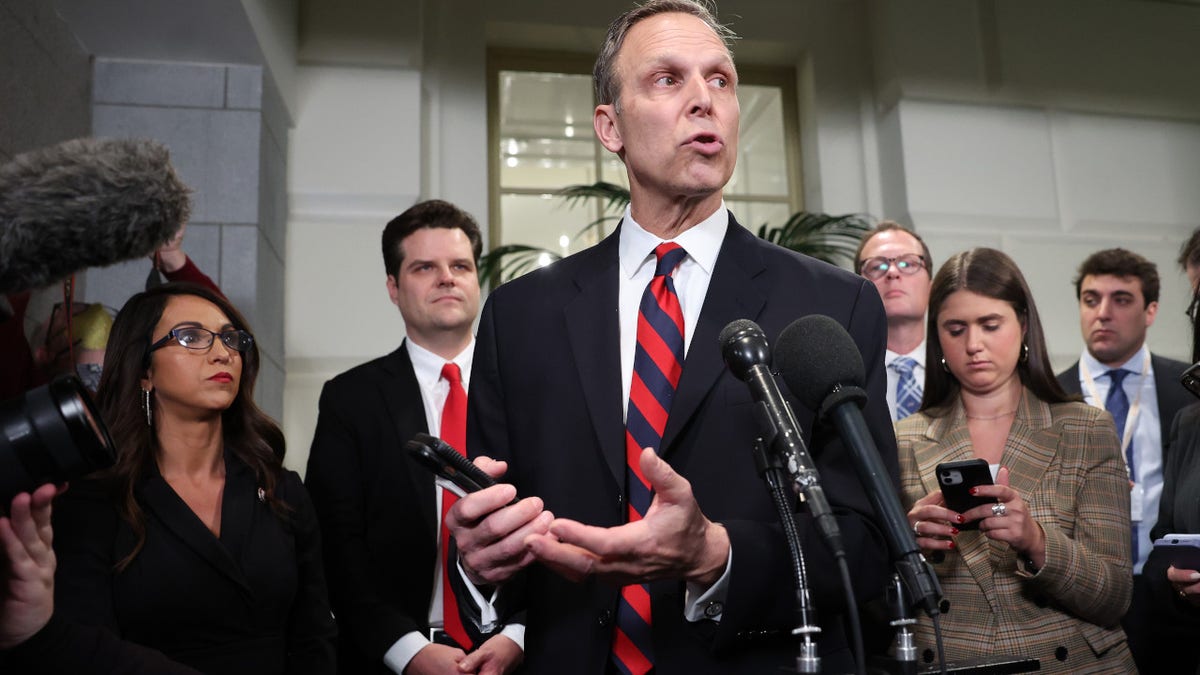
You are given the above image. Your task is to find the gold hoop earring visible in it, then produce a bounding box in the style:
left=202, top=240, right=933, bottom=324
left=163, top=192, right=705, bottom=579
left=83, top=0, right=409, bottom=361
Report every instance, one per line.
left=141, top=387, right=153, bottom=427
left=1020, top=343, right=1029, bottom=363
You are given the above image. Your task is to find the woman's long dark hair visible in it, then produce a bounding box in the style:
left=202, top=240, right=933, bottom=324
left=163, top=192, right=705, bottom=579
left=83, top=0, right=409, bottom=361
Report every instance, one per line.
left=921, top=248, right=1077, bottom=417
left=94, top=282, right=287, bottom=569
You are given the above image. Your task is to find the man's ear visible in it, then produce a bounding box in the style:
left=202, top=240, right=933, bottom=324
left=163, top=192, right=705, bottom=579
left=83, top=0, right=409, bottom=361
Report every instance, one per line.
left=385, top=274, right=401, bottom=309
left=594, top=104, right=624, bottom=154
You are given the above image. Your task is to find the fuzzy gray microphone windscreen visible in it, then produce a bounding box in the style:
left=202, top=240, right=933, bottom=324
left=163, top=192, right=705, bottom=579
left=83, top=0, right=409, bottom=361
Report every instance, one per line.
left=0, top=137, right=191, bottom=293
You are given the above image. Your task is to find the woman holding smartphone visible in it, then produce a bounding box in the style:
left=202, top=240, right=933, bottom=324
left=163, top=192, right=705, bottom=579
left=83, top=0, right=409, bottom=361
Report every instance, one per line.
left=49, top=283, right=336, bottom=674
left=896, top=248, right=1134, bottom=673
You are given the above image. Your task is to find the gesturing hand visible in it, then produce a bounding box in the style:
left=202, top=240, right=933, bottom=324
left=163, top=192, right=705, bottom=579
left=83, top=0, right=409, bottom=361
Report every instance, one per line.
left=0, top=484, right=62, bottom=650
left=525, top=447, right=729, bottom=588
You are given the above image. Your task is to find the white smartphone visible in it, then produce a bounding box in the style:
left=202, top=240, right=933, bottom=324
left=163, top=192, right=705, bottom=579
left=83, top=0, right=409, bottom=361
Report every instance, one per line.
left=1153, top=534, right=1200, bottom=570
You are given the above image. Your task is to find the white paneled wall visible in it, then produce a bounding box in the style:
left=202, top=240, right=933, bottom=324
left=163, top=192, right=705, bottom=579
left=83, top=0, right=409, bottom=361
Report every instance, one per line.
left=283, top=65, right=423, bottom=472
left=892, top=99, right=1200, bottom=371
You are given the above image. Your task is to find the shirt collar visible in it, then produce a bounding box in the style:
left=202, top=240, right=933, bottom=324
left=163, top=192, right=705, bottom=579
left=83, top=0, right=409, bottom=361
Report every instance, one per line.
left=405, top=338, right=475, bottom=389
left=617, top=202, right=727, bottom=280
left=1081, top=342, right=1149, bottom=377
left=886, top=339, right=926, bottom=367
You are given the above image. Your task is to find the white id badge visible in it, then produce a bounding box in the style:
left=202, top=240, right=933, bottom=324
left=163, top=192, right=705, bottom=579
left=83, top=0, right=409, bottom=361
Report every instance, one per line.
left=1131, top=482, right=1145, bottom=523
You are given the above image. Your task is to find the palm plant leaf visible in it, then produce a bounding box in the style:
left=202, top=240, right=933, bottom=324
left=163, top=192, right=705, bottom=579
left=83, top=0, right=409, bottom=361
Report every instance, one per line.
left=476, top=244, right=561, bottom=285
left=756, top=211, right=871, bottom=268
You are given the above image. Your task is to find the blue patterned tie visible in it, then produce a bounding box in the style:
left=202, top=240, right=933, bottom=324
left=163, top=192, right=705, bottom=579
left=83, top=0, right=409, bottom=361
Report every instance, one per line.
left=893, top=356, right=922, bottom=420
left=1104, top=368, right=1136, bottom=561
left=614, top=242, right=687, bottom=675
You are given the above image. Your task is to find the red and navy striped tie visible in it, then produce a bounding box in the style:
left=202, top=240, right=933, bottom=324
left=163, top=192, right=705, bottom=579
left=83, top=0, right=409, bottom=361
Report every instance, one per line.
left=613, top=242, right=687, bottom=675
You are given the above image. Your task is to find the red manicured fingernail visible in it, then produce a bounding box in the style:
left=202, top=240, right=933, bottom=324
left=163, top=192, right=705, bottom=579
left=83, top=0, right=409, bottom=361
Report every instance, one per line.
left=969, top=487, right=978, bottom=496
left=947, top=540, right=956, bottom=549
left=956, top=515, right=965, bottom=523
left=950, top=528, right=959, bottom=536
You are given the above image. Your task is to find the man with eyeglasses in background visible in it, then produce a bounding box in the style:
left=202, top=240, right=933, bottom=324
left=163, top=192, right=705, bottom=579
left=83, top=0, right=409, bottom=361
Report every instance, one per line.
left=855, top=222, right=934, bottom=421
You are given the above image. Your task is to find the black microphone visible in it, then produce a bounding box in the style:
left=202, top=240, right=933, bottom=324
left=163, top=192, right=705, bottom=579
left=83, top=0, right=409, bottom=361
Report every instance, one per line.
left=0, top=137, right=190, bottom=293
left=775, top=314, right=942, bottom=617
left=719, top=319, right=844, bottom=557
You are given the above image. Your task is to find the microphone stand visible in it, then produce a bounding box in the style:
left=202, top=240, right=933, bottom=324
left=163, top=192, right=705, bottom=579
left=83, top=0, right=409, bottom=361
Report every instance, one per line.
left=750, top=437, right=822, bottom=674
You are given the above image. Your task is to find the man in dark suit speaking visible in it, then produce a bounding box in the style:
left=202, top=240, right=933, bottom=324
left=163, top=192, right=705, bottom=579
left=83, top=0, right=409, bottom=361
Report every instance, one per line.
left=305, top=200, right=522, bottom=675
left=447, top=1, right=896, bottom=673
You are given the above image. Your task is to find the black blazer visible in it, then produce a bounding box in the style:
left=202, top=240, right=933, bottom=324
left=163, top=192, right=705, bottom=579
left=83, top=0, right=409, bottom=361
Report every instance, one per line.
left=1056, top=353, right=1191, bottom=456
left=51, top=453, right=336, bottom=675
left=468, top=217, right=897, bottom=674
left=305, top=345, right=447, bottom=674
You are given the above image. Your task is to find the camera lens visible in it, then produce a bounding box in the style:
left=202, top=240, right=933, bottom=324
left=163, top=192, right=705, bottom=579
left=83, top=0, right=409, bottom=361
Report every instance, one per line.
left=0, top=375, right=115, bottom=506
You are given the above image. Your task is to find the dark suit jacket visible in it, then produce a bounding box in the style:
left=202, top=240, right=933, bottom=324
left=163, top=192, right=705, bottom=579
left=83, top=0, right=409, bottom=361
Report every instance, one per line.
left=1142, top=403, right=1200, bottom=674
left=0, top=614, right=204, bottom=675
left=304, top=344, right=445, bottom=674
left=1056, top=353, right=1191, bottom=452
left=468, top=216, right=896, bottom=674
left=51, top=453, right=336, bottom=675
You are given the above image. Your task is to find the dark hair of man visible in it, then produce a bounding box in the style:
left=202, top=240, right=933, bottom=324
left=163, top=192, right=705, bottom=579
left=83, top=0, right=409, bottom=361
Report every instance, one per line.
left=1179, top=228, right=1200, bottom=272
left=593, top=0, right=737, bottom=110
left=381, top=199, right=484, bottom=279
left=95, top=282, right=288, bottom=570
left=854, top=220, right=934, bottom=277
left=1072, top=247, right=1160, bottom=306
left=922, top=248, right=1075, bottom=417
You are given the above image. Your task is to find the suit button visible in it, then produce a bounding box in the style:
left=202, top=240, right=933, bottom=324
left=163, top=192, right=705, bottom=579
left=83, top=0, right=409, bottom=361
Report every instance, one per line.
left=598, top=609, right=613, bottom=627
left=922, top=648, right=935, bottom=663
left=1055, top=646, right=1068, bottom=662
left=930, top=551, right=946, bottom=564
left=938, top=599, right=950, bottom=614
left=616, top=494, right=624, bottom=512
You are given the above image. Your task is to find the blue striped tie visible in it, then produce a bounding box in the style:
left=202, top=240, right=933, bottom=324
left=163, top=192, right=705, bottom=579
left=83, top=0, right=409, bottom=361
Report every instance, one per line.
left=1105, top=368, right=1137, bottom=562
left=614, top=242, right=687, bottom=675
left=893, top=356, right=922, bottom=420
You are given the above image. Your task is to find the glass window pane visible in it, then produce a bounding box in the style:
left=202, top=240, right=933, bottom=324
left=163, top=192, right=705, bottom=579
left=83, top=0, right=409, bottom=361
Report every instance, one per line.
left=729, top=85, right=789, bottom=198
left=499, top=193, right=612, bottom=256
left=499, top=71, right=597, bottom=189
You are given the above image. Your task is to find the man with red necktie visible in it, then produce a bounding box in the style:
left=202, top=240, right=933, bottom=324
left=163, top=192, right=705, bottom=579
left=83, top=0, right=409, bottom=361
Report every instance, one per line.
left=306, top=200, right=523, bottom=675
left=447, top=2, right=897, bottom=673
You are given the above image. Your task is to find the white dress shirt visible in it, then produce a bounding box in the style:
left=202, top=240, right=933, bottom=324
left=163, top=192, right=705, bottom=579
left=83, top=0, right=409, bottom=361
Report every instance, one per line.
left=384, top=340, right=524, bottom=673
left=617, top=205, right=732, bottom=621
left=1076, top=343, right=1163, bottom=575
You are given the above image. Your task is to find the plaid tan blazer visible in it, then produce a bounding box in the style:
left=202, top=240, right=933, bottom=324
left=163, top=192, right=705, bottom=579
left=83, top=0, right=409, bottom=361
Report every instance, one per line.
left=896, top=388, right=1136, bottom=673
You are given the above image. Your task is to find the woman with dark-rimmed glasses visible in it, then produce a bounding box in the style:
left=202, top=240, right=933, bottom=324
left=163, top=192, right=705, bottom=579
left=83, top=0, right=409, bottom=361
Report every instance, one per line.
left=50, top=282, right=335, bottom=675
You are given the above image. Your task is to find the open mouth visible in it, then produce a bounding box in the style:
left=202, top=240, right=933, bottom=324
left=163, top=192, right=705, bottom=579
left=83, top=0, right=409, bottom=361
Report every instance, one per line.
left=685, top=133, right=723, bottom=154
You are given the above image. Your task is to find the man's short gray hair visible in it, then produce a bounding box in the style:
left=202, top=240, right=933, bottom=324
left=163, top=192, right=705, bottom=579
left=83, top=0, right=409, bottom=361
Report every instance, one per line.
left=593, top=0, right=737, bottom=110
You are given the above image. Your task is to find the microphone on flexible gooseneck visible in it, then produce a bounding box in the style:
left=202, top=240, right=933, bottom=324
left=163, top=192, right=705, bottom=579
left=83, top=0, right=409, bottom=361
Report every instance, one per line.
left=0, top=137, right=191, bottom=293
left=718, top=319, right=844, bottom=556
left=775, top=314, right=943, bottom=619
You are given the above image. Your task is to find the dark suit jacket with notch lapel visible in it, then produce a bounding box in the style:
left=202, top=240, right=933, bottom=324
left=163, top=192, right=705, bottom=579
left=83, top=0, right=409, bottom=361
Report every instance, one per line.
left=468, top=215, right=897, bottom=674
left=305, top=343, right=452, bottom=674
left=51, top=453, right=336, bottom=675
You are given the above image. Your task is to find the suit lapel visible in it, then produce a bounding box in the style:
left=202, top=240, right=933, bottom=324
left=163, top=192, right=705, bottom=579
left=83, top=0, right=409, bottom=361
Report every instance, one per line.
left=138, top=461, right=253, bottom=598
left=378, top=343, right=438, bottom=540
left=564, top=232, right=626, bottom=489
left=661, top=220, right=766, bottom=454
left=913, top=404, right=996, bottom=603
left=914, top=390, right=1058, bottom=611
